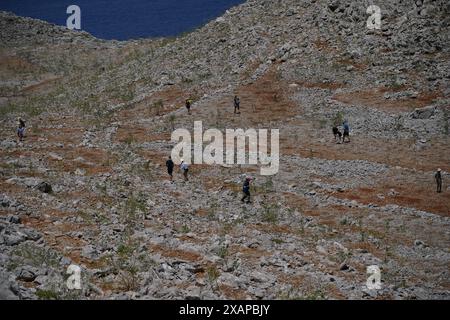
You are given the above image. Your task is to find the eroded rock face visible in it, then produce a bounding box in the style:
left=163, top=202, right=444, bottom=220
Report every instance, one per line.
left=0, top=0, right=449, bottom=300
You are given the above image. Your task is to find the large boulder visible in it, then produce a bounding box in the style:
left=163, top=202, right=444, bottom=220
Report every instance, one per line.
left=0, top=270, right=19, bottom=300
left=15, top=266, right=39, bottom=282
left=410, top=105, right=436, bottom=119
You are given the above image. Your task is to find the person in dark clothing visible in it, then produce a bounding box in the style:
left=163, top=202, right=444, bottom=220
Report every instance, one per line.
left=241, top=177, right=252, bottom=203
left=166, top=156, right=174, bottom=182
left=435, top=168, right=443, bottom=193
left=234, top=95, right=240, bottom=114
left=332, top=126, right=342, bottom=143
left=17, top=117, right=26, bottom=142
left=185, top=99, right=192, bottom=115
left=343, top=120, right=350, bottom=143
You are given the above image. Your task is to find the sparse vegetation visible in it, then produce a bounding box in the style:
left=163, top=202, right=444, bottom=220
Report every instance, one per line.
left=8, top=243, right=61, bottom=271
left=260, top=177, right=274, bottom=194
left=206, top=265, right=220, bottom=289
left=124, top=133, right=136, bottom=145
left=394, top=115, right=404, bottom=131
left=167, top=114, right=176, bottom=131
left=180, top=224, right=190, bottom=233
left=207, top=200, right=219, bottom=220
left=36, top=289, right=59, bottom=300
left=262, top=204, right=278, bottom=223
left=271, top=238, right=284, bottom=245
left=151, top=99, right=164, bottom=116
left=302, top=289, right=326, bottom=300
left=217, top=244, right=229, bottom=259
left=319, top=118, right=328, bottom=129
left=333, top=111, right=344, bottom=126
left=121, top=195, right=147, bottom=228
left=112, top=239, right=142, bottom=292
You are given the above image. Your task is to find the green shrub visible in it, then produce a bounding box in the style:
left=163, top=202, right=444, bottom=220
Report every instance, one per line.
left=262, top=204, right=278, bottom=223
left=36, top=289, right=59, bottom=300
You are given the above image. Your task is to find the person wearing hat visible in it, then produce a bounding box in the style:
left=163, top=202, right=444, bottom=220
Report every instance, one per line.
left=241, top=176, right=253, bottom=203
left=435, top=169, right=442, bottom=193
left=180, top=159, right=189, bottom=181
left=17, top=117, right=26, bottom=142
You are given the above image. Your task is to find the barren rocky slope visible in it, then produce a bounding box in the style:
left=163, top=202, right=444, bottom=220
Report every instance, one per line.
left=1, top=0, right=449, bottom=300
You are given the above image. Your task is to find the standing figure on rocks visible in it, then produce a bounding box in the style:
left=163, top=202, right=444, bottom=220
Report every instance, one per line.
left=180, top=159, right=189, bottom=181
left=17, top=117, right=26, bottom=142
left=241, top=177, right=253, bottom=203
left=435, top=168, right=442, bottom=193
left=332, top=126, right=342, bottom=143
left=185, top=99, right=192, bottom=115
left=342, top=120, right=350, bottom=143
left=234, top=95, right=240, bottom=114
left=166, top=156, right=174, bottom=182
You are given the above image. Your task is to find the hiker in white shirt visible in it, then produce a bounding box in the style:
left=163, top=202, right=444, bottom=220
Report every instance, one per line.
left=180, top=159, right=189, bottom=181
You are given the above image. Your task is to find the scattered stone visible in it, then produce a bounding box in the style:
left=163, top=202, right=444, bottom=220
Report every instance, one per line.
left=15, top=266, right=38, bottom=282
left=414, top=240, right=426, bottom=247
left=339, top=263, right=350, bottom=271
left=36, top=182, right=52, bottom=194
left=8, top=216, right=21, bottom=224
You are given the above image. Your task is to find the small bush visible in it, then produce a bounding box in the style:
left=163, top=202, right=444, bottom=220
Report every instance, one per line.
left=217, top=245, right=228, bottom=259
left=262, top=204, right=278, bottom=223
left=333, top=111, right=344, bottom=126
left=272, top=238, right=284, bottom=245
left=181, top=225, right=190, bottom=234
left=36, top=289, right=59, bottom=300
left=206, top=265, right=220, bottom=285
left=167, top=114, right=176, bottom=131
left=151, top=99, right=164, bottom=116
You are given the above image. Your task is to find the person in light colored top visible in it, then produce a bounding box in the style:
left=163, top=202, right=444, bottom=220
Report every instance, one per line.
left=180, top=159, right=189, bottom=181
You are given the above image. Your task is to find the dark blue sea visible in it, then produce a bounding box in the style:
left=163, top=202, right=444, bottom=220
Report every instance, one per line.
left=0, top=0, right=245, bottom=40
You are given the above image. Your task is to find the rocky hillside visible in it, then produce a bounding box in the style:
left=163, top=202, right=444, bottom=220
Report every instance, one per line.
left=1, top=0, right=449, bottom=300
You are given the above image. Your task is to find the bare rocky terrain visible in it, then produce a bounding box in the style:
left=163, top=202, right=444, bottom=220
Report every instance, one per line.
left=1, top=0, right=449, bottom=300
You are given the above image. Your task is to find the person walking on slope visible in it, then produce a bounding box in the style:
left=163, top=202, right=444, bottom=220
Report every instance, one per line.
left=342, top=120, right=350, bottom=143
left=185, top=99, right=192, bottom=115
left=166, top=156, right=174, bottom=182
left=234, top=95, right=241, bottom=114
left=241, top=177, right=253, bottom=203
left=180, top=159, right=189, bottom=181
left=17, top=117, right=26, bottom=142
left=435, top=168, right=443, bottom=193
